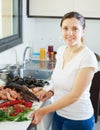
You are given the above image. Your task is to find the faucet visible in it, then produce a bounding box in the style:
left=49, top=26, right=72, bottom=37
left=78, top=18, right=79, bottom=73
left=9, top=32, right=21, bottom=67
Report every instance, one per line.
left=22, top=46, right=31, bottom=68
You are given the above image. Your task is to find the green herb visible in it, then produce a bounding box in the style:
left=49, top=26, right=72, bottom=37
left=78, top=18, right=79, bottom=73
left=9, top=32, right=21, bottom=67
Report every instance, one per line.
left=15, top=109, right=32, bottom=122
left=0, top=108, right=33, bottom=122
left=0, top=109, right=16, bottom=121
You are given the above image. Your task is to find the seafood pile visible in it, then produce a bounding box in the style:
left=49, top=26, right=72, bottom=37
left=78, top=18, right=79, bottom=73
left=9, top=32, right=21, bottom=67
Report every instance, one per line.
left=0, top=76, right=49, bottom=122
left=0, top=76, right=49, bottom=102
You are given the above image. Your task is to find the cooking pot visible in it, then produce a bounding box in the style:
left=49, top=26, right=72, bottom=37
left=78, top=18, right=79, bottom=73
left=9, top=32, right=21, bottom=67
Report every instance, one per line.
left=0, top=64, right=20, bottom=82
left=7, top=65, right=20, bottom=77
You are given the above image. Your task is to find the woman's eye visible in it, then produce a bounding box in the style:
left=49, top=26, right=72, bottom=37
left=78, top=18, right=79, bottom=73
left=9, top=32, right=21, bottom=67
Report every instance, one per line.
left=63, top=27, right=68, bottom=31
left=73, top=27, right=78, bottom=31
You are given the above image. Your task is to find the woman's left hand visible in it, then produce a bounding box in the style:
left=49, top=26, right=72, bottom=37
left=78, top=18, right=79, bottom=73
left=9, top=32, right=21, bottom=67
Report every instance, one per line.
left=30, top=108, right=45, bottom=124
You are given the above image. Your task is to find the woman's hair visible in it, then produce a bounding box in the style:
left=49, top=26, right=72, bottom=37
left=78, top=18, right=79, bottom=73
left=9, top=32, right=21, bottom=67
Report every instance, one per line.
left=60, top=11, right=86, bottom=29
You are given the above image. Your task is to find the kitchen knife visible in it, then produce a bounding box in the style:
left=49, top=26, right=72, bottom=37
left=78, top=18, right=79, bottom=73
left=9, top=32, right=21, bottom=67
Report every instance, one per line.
left=26, top=123, right=37, bottom=130
left=26, top=101, right=43, bottom=130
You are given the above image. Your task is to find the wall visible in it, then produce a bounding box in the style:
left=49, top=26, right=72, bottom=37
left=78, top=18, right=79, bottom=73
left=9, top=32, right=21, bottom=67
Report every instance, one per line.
left=0, top=0, right=100, bottom=65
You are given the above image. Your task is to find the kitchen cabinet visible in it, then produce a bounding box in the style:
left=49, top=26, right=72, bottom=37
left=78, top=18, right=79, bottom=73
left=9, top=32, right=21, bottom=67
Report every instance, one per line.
left=27, top=0, right=74, bottom=18
left=74, top=0, right=100, bottom=18
left=27, top=0, right=100, bottom=18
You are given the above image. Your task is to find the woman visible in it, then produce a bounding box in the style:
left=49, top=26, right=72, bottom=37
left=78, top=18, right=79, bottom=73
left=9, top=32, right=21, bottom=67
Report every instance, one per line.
left=31, top=12, right=98, bottom=130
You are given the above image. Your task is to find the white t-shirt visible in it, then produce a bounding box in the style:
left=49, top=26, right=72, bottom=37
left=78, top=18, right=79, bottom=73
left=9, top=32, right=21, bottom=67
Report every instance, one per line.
left=51, top=45, right=98, bottom=120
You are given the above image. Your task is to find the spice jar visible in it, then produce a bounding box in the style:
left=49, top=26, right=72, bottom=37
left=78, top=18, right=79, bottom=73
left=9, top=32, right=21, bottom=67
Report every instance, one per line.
left=48, top=45, right=54, bottom=52
left=49, top=52, right=55, bottom=61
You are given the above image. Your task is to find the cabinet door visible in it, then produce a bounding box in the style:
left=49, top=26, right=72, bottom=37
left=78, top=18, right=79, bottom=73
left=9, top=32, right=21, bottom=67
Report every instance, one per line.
left=74, top=0, right=100, bottom=18
left=28, top=0, right=74, bottom=17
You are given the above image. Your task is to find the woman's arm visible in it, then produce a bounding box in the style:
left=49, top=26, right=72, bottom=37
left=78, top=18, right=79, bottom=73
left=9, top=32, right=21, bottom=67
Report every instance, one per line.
left=42, top=67, right=95, bottom=113
left=31, top=67, right=95, bottom=124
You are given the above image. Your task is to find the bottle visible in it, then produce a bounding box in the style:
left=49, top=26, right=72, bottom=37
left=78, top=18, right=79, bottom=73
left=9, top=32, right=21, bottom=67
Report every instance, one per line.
left=40, top=48, right=46, bottom=60
left=48, top=45, right=54, bottom=53
left=49, top=51, right=55, bottom=61
left=47, top=45, right=54, bottom=61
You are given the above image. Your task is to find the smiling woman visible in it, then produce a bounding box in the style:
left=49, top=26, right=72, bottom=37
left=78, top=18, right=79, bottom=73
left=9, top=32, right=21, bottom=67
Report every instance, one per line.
left=0, top=0, right=22, bottom=52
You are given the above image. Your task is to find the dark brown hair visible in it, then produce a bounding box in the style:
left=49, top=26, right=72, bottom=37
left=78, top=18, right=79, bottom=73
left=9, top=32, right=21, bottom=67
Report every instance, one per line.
left=60, top=11, right=86, bottom=29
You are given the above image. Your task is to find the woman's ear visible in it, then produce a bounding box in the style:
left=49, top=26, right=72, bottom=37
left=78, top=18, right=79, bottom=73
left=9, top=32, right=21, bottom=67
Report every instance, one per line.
left=83, top=28, right=86, bottom=34
left=82, top=28, right=86, bottom=37
left=81, top=28, right=86, bottom=43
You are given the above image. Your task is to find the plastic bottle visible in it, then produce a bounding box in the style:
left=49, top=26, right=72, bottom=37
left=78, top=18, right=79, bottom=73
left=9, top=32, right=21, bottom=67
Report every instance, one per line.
left=40, top=48, right=46, bottom=60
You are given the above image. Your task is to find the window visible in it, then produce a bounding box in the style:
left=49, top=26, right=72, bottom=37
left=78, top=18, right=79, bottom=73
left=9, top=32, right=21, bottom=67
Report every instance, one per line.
left=0, top=0, right=22, bottom=52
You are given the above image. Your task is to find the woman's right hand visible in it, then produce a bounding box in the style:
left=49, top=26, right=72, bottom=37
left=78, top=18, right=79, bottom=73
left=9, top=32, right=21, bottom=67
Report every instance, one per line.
left=38, top=90, right=54, bottom=102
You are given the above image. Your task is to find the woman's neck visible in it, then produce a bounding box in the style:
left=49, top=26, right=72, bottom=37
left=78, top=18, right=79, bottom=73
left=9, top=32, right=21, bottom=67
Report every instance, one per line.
left=67, top=44, right=85, bottom=54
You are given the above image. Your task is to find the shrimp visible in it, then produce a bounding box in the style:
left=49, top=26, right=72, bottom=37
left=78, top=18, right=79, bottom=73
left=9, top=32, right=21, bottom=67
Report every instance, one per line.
left=6, top=92, right=15, bottom=100
left=9, top=89, right=18, bottom=99
left=0, top=90, right=7, bottom=100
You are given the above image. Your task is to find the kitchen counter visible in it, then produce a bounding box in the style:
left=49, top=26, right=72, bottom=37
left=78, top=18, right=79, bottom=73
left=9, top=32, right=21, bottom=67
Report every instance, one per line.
left=0, top=121, right=31, bottom=130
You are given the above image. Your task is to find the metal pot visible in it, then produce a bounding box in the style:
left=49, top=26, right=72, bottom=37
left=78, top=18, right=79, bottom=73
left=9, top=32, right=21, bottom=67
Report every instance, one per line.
left=0, top=64, right=20, bottom=81
left=7, top=65, right=20, bottom=78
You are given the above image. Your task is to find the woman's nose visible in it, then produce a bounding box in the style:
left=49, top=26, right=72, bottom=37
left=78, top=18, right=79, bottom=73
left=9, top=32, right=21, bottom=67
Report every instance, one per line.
left=67, top=30, right=73, bottom=35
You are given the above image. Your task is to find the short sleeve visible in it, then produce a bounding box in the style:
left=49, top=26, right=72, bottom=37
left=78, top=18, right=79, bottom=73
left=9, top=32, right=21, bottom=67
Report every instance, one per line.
left=79, top=51, right=98, bottom=72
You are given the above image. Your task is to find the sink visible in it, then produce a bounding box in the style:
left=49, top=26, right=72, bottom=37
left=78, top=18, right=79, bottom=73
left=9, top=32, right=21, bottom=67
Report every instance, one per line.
left=20, top=68, right=53, bottom=80
left=19, top=59, right=56, bottom=80
left=19, top=60, right=55, bottom=80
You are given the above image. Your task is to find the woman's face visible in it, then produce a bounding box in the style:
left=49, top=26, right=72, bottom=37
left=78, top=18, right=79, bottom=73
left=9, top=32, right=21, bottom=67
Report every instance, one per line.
left=61, top=18, right=85, bottom=47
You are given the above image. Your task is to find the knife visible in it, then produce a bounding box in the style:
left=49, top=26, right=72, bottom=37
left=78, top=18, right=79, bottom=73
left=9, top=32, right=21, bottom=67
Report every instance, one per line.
left=26, top=123, right=37, bottom=130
